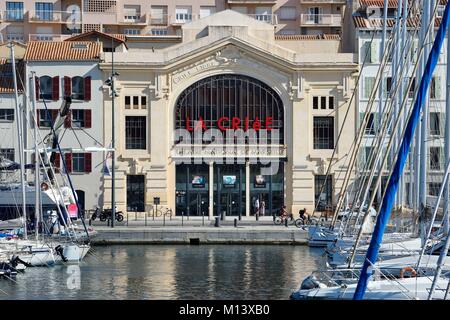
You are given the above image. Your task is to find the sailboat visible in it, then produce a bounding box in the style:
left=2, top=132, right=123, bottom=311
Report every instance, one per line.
left=0, top=43, right=93, bottom=267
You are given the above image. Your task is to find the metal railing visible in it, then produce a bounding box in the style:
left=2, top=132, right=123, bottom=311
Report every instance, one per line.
left=28, top=33, right=66, bottom=41
left=300, top=13, right=342, bottom=26
left=120, top=12, right=147, bottom=24
left=2, top=10, right=25, bottom=21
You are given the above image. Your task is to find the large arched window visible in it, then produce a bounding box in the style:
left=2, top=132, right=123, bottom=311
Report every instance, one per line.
left=175, top=75, right=284, bottom=144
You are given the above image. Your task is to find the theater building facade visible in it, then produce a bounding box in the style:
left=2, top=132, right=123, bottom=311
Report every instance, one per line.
left=100, top=10, right=358, bottom=218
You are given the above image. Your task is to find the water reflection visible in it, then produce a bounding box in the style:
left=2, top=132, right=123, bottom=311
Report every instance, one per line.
left=0, top=245, right=324, bottom=300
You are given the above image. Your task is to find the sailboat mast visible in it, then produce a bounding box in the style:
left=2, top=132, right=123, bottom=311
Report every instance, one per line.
left=444, top=27, right=450, bottom=236
left=31, top=71, right=40, bottom=242
left=377, top=0, right=388, bottom=208
left=9, top=42, right=28, bottom=240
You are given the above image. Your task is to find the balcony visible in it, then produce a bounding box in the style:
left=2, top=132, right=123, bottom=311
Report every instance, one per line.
left=6, top=33, right=25, bottom=42
left=2, top=10, right=25, bottom=22
left=150, top=13, right=169, bottom=25
left=120, top=12, right=147, bottom=25
left=300, top=14, right=342, bottom=27
left=171, top=13, right=196, bottom=25
left=227, top=0, right=276, bottom=3
left=248, top=14, right=278, bottom=25
left=29, top=10, right=80, bottom=24
left=28, top=33, right=68, bottom=41
left=299, top=0, right=347, bottom=3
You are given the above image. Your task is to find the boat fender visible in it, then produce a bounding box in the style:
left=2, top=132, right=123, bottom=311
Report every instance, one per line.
left=55, top=245, right=68, bottom=262
left=399, top=266, right=417, bottom=278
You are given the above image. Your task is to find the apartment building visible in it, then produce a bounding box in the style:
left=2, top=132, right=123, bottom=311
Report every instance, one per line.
left=353, top=0, right=448, bottom=208
left=22, top=40, right=105, bottom=212
left=0, top=0, right=350, bottom=45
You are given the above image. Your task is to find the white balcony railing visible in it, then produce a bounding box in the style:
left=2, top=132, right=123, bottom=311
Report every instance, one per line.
left=6, top=33, right=25, bottom=42
left=300, top=13, right=342, bottom=27
left=28, top=33, right=66, bottom=41
left=172, top=13, right=194, bottom=24
left=2, top=10, right=25, bottom=21
left=248, top=14, right=278, bottom=24
left=299, top=0, right=347, bottom=3
left=29, top=10, right=81, bottom=24
left=121, top=12, right=147, bottom=24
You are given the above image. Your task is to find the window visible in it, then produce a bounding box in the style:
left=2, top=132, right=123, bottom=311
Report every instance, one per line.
left=429, top=182, right=442, bottom=196
left=308, top=7, right=323, bottom=23
left=124, top=28, right=140, bottom=35
left=313, top=117, right=334, bottom=149
left=0, top=149, right=15, bottom=162
left=133, top=96, right=139, bottom=109
left=321, top=97, right=326, bottom=109
left=430, top=77, right=440, bottom=99
left=6, top=2, right=24, bottom=21
left=255, top=7, right=272, bottom=22
left=365, top=113, right=376, bottom=135
left=364, top=146, right=374, bottom=166
left=313, top=96, right=319, bottom=109
left=72, top=109, right=85, bottom=128
left=199, top=6, right=215, bottom=18
left=385, top=77, right=392, bottom=96
left=151, top=28, right=168, bottom=35
left=175, top=6, right=192, bottom=23
left=39, top=76, right=53, bottom=100
left=126, top=116, right=146, bottom=149
left=72, top=153, right=85, bottom=172
left=123, top=5, right=140, bottom=22
left=35, top=2, right=54, bottom=21
left=430, top=112, right=441, bottom=136
left=315, top=175, right=332, bottom=211
left=38, top=109, right=55, bottom=127
left=151, top=6, right=168, bottom=25
left=279, top=6, right=296, bottom=20
left=430, top=147, right=442, bottom=170
left=141, top=96, right=147, bottom=109
left=125, top=96, right=131, bottom=109
left=127, top=175, right=145, bottom=212
left=0, top=109, right=14, bottom=121
left=71, top=76, right=84, bottom=100
left=329, top=96, right=334, bottom=109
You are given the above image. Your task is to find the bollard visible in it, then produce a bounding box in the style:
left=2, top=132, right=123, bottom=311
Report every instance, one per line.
left=107, top=218, right=110, bottom=227
left=285, top=218, right=288, bottom=227
left=89, top=219, right=92, bottom=226
left=135, top=211, right=137, bottom=221
left=234, top=218, right=237, bottom=228
left=202, top=212, right=205, bottom=226
left=221, top=211, right=225, bottom=221
left=214, top=216, right=220, bottom=227
left=239, top=214, right=242, bottom=221
left=163, top=212, right=166, bottom=226
left=145, top=211, right=147, bottom=226
left=127, top=213, right=129, bottom=226
left=152, top=208, right=155, bottom=221
left=182, top=211, right=184, bottom=227
left=272, top=214, right=276, bottom=222
left=256, top=213, right=259, bottom=221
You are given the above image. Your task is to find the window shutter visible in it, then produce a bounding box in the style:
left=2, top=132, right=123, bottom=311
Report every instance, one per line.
left=84, top=76, right=91, bottom=101
left=64, top=110, right=72, bottom=128
left=51, top=109, right=58, bottom=125
left=35, top=76, right=40, bottom=100
left=54, top=153, right=60, bottom=173
left=64, top=76, right=71, bottom=98
left=435, top=76, right=441, bottom=99
left=84, top=153, right=92, bottom=173
left=84, top=109, right=92, bottom=128
left=65, top=153, right=72, bottom=173
left=370, top=40, right=379, bottom=63
left=52, top=76, right=59, bottom=101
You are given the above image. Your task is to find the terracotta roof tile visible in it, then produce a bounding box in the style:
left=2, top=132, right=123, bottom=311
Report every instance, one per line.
left=65, top=31, right=126, bottom=43
left=24, top=41, right=102, bottom=61
left=359, top=0, right=447, bottom=8
left=0, top=59, right=24, bottom=93
left=353, top=15, right=442, bottom=29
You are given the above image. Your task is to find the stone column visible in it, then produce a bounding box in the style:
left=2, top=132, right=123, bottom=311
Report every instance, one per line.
left=209, top=161, right=214, bottom=218
left=246, top=161, right=250, bottom=217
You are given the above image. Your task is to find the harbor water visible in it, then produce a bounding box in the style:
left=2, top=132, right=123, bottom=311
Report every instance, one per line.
left=0, top=244, right=324, bottom=300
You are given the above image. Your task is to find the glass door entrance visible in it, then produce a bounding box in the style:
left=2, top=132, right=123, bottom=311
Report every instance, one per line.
left=189, top=193, right=209, bottom=216
left=220, top=192, right=240, bottom=216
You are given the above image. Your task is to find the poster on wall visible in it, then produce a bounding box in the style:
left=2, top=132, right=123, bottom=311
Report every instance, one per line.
left=222, top=175, right=237, bottom=187
left=254, top=175, right=266, bottom=188
left=192, top=175, right=206, bottom=188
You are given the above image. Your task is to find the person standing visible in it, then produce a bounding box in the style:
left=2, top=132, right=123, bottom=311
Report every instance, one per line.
left=260, top=200, right=266, bottom=216
left=254, top=197, right=260, bottom=215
